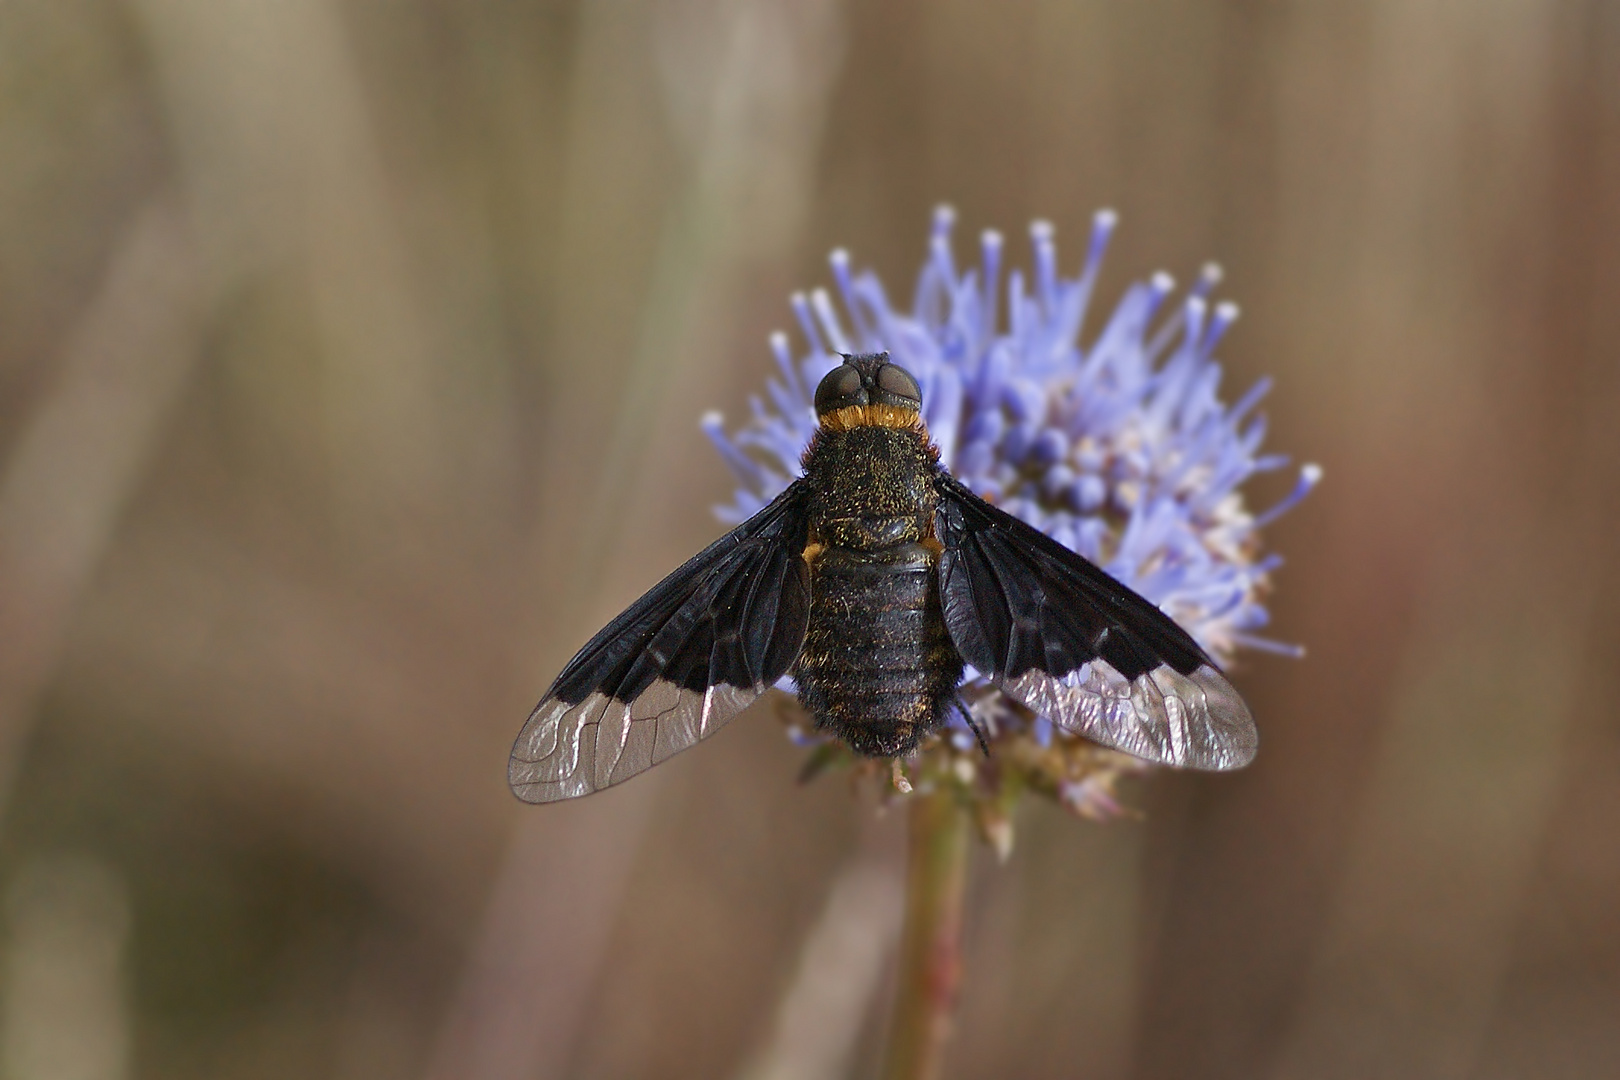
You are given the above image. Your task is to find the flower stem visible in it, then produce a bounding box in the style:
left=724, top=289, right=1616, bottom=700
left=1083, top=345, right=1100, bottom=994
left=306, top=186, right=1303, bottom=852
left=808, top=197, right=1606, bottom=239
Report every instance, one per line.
left=880, top=789, right=972, bottom=1080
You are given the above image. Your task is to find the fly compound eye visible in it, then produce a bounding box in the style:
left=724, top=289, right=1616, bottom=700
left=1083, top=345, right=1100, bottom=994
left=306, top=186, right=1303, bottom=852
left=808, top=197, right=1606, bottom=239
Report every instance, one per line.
left=814, top=364, right=867, bottom=415
left=874, top=363, right=922, bottom=406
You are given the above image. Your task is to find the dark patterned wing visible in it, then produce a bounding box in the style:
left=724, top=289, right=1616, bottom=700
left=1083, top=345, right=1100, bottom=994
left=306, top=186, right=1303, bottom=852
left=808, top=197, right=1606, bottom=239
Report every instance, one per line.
left=510, top=482, right=813, bottom=802
left=933, top=474, right=1257, bottom=770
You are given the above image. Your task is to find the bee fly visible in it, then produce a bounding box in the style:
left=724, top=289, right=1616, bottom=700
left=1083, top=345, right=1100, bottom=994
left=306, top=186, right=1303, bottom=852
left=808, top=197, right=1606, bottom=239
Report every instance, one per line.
left=510, top=353, right=1257, bottom=802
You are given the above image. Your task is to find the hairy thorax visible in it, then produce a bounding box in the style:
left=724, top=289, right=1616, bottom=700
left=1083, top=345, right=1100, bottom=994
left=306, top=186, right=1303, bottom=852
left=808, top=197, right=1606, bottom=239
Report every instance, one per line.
left=799, top=407, right=940, bottom=550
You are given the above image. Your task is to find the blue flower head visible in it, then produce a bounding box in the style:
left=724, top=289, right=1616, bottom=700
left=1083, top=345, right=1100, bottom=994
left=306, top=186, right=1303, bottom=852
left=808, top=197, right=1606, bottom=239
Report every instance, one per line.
left=704, top=207, right=1317, bottom=838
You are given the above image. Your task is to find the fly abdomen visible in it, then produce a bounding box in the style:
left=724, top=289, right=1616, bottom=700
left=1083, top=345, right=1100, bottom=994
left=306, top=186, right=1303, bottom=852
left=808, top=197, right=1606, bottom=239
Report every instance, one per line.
left=795, top=542, right=964, bottom=757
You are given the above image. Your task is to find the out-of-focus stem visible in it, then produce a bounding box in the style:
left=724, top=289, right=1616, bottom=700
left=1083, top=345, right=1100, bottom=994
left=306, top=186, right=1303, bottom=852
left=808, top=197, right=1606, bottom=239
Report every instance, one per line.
left=880, top=789, right=971, bottom=1080
left=0, top=199, right=197, bottom=818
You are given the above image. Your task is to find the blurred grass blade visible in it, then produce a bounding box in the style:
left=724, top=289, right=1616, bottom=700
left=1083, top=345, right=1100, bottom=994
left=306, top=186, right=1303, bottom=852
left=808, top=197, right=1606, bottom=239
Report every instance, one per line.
left=0, top=199, right=199, bottom=814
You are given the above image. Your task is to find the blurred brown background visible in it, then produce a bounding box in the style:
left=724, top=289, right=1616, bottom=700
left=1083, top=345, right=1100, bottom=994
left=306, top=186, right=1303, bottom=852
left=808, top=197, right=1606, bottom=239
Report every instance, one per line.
left=0, top=1, right=1616, bottom=1078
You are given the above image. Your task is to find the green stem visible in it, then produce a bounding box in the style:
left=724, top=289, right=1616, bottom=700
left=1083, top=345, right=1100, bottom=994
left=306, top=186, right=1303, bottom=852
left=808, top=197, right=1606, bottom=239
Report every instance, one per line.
left=880, top=789, right=972, bottom=1080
